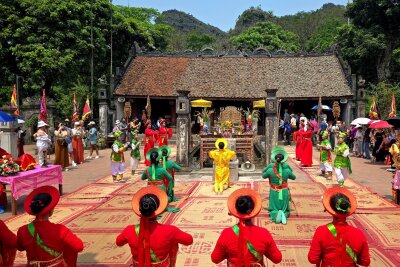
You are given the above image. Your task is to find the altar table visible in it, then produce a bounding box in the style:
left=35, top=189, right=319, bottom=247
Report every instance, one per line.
left=0, top=165, right=63, bottom=215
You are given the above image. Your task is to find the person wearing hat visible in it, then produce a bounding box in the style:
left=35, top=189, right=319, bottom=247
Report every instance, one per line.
left=157, top=119, right=172, bottom=147
left=33, top=121, right=52, bottom=167
left=141, top=149, right=174, bottom=203
left=209, top=138, right=236, bottom=193
left=160, top=146, right=182, bottom=202
left=211, top=188, right=282, bottom=266
left=130, top=130, right=141, bottom=176
left=300, top=117, right=313, bottom=167
left=71, top=121, right=84, bottom=164
left=317, top=131, right=333, bottom=179
left=17, top=186, right=84, bottom=266
left=0, top=187, right=17, bottom=267
left=87, top=121, right=99, bottom=159
left=262, top=146, right=296, bottom=224
left=308, top=187, right=370, bottom=267
left=333, top=132, right=352, bottom=187
left=111, top=131, right=130, bottom=183
left=144, top=119, right=158, bottom=166
left=116, top=186, right=193, bottom=267
left=54, top=123, right=70, bottom=170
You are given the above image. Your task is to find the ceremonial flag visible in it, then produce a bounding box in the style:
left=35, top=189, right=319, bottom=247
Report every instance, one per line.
left=72, top=92, right=79, bottom=121
left=82, top=95, right=92, bottom=121
left=10, top=84, right=19, bottom=116
left=388, top=93, right=396, bottom=118
left=369, top=96, right=379, bottom=119
left=39, top=89, right=48, bottom=122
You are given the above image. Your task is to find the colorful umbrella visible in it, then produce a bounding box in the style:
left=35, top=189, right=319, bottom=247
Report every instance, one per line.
left=253, top=99, right=265, bottom=109
left=369, top=120, right=393, bottom=129
left=351, top=118, right=371, bottom=125
left=0, top=111, right=16, bottom=122
left=311, top=105, right=332, bottom=111
left=191, top=99, right=212, bottom=108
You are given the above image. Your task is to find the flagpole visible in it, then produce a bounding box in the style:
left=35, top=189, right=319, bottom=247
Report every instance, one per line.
left=16, top=75, right=24, bottom=115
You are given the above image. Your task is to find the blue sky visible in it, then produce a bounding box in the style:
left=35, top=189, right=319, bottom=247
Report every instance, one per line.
left=112, top=0, right=350, bottom=31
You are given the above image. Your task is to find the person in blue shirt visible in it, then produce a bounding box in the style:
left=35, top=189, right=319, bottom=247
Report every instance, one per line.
left=87, top=121, right=99, bottom=159
left=284, top=121, right=292, bottom=145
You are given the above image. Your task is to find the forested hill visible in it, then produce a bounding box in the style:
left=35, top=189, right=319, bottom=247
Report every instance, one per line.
left=157, top=10, right=226, bottom=37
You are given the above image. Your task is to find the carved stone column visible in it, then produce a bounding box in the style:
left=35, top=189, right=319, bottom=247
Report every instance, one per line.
left=98, top=82, right=109, bottom=135
left=176, top=90, right=191, bottom=168
left=264, top=89, right=279, bottom=165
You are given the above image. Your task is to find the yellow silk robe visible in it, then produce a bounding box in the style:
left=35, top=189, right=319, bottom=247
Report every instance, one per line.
left=209, top=149, right=236, bottom=192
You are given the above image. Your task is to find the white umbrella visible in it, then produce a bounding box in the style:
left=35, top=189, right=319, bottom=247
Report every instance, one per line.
left=17, top=119, right=25, bottom=124
left=351, top=118, right=371, bottom=125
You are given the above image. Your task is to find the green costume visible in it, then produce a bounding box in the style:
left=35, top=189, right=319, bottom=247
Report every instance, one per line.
left=130, top=138, right=141, bottom=159
left=334, top=142, right=352, bottom=172
left=159, top=146, right=181, bottom=202
left=262, top=146, right=296, bottom=224
left=111, top=140, right=124, bottom=162
left=320, top=139, right=332, bottom=163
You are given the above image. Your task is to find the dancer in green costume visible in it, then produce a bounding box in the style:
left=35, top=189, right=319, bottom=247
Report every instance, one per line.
left=160, top=146, right=182, bottom=202
left=262, top=146, right=296, bottom=224
left=334, top=132, right=352, bottom=187
left=317, top=131, right=333, bottom=179
left=141, top=148, right=179, bottom=212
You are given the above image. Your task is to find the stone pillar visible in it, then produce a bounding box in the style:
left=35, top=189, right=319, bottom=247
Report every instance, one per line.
left=0, top=121, right=18, bottom=158
left=115, top=99, right=124, bottom=121
left=264, top=89, right=279, bottom=165
left=176, top=90, right=191, bottom=168
left=98, top=82, right=109, bottom=135
left=356, top=76, right=366, bottom=118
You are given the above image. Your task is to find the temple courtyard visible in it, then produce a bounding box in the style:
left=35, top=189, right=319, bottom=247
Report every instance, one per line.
left=1, top=144, right=399, bottom=266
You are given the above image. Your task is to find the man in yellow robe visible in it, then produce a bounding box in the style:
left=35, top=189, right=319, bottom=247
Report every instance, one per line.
left=209, top=138, right=236, bottom=193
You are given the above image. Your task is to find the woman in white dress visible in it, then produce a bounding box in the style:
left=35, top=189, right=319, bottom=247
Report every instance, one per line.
left=33, top=121, right=52, bottom=167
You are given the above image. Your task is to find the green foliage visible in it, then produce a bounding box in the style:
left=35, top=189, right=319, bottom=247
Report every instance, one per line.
left=344, top=0, right=400, bottom=82
left=336, top=24, right=386, bottom=82
left=273, top=4, right=346, bottom=49
left=306, top=18, right=343, bottom=52
left=186, top=33, right=215, bottom=51
left=366, top=82, right=400, bottom=119
left=229, top=21, right=300, bottom=52
left=232, top=6, right=273, bottom=34
left=0, top=86, right=12, bottom=107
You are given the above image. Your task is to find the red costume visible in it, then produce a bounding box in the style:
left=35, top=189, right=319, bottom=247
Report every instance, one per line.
left=212, top=188, right=282, bottom=267
left=117, top=186, right=193, bottom=267
left=17, top=186, right=84, bottom=267
left=144, top=127, right=158, bottom=166
left=0, top=220, right=17, bottom=267
left=211, top=223, right=282, bottom=266
left=301, top=129, right=313, bottom=167
left=308, top=222, right=370, bottom=267
left=308, top=187, right=370, bottom=267
left=72, top=138, right=84, bottom=164
left=157, top=124, right=172, bottom=147
left=17, top=221, right=84, bottom=267
left=294, top=130, right=303, bottom=160
left=116, top=222, right=193, bottom=266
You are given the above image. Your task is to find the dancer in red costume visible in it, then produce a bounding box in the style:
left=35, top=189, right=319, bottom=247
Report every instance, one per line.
left=157, top=119, right=172, bottom=147
left=308, top=187, right=370, bottom=267
left=116, top=186, right=193, bottom=267
left=294, top=122, right=304, bottom=161
left=0, top=187, right=17, bottom=267
left=144, top=120, right=158, bottom=166
left=211, top=188, right=282, bottom=267
left=17, top=186, right=84, bottom=267
left=300, top=117, right=313, bottom=167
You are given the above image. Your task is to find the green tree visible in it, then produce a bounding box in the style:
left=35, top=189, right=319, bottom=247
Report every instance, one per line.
left=346, top=0, right=400, bottom=81
left=336, top=24, right=386, bottom=83
left=186, top=33, right=215, bottom=51
left=232, top=6, right=273, bottom=34
left=229, top=21, right=300, bottom=52
left=306, top=18, right=344, bottom=52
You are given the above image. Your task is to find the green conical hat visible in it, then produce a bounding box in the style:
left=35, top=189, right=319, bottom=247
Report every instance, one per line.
left=146, top=148, right=161, bottom=163
left=159, top=146, right=171, bottom=157
left=271, top=146, right=288, bottom=163
left=322, top=131, right=329, bottom=138
left=114, top=131, right=122, bottom=138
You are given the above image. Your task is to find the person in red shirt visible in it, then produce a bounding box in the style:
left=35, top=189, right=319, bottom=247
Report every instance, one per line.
left=0, top=186, right=17, bottom=267
left=144, top=119, right=158, bottom=166
left=157, top=119, right=172, bottom=147
left=308, top=187, right=370, bottom=267
left=300, top=117, right=313, bottom=167
left=116, top=186, right=193, bottom=267
left=211, top=188, right=282, bottom=267
left=17, top=186, right=84, bottom=267
left=294, top=122, right=304, bottom=161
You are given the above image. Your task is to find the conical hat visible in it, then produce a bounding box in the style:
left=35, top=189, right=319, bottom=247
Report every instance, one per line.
left=271, top=146, right=288, bottom=163
left=227, top=188, right=262, bottom=220
left=323, top=187, right=357, bottom=219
